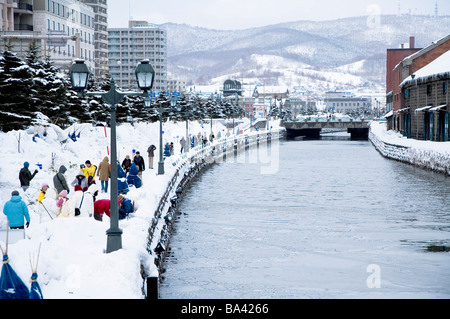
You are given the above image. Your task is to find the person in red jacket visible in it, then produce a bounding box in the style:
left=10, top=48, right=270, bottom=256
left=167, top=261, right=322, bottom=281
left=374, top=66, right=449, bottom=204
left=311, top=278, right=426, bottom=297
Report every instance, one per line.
left=93, top=199, right=110, bottom=221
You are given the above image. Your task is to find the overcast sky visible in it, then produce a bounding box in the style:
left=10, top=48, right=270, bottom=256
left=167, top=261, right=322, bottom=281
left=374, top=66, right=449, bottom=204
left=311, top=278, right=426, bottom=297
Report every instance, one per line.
left=107, top=0, right=449, bottom=30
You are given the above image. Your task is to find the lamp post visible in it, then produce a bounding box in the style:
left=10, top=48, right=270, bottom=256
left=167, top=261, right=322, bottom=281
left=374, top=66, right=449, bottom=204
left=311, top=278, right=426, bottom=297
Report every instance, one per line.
left=173, top=95, right=197, bottom=153
left=147, top=93, right=172, bottom=175
left=69, top=59, right=155, bottom=254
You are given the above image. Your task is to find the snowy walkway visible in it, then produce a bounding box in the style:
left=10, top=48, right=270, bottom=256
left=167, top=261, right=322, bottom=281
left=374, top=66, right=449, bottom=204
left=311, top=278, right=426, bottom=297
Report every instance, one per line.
left=0, top=120, right=283, bottom=299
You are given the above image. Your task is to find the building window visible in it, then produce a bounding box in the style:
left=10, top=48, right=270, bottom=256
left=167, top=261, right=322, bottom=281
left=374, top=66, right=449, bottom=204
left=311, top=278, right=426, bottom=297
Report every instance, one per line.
left=443, top=82, right=448, bottom=95
left=404, top=88, right=410, bottom=99
left=427, top=84, right=432, bottom=95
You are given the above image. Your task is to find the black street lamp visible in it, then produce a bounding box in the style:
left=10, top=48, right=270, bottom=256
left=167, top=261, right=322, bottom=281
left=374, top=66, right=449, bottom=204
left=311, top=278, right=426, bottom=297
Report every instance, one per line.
left=69, top=59, right=90, bottom=91
left=69, top=59, right=155, bottom=254
left=145, top=94, right=172, bottom=175
left=173, top=95, right=197, bottom=153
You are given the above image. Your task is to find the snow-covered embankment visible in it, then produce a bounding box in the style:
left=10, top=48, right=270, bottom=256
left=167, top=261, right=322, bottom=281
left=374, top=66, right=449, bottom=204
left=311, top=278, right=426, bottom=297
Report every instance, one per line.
left=142, top=128, right=285, bottom=298
left=369, top=121, right=450, bottom=175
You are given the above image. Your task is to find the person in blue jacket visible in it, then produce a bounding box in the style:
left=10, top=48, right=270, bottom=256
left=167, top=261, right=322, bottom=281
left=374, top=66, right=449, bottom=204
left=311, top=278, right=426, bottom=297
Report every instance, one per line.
left=117, top=161, right=129, bottom=195
left=163, top=142, right=171, bottom=158
left=3, top=190, right=30, bottom=229
left=118, top=195, right=134, bottom=220
left=126, top=163, right=142, bottom=188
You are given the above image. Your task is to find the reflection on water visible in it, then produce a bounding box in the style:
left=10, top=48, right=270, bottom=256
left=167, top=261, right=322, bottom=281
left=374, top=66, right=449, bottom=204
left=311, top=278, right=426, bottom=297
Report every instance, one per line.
left=160, top=137, right=450, bottom=299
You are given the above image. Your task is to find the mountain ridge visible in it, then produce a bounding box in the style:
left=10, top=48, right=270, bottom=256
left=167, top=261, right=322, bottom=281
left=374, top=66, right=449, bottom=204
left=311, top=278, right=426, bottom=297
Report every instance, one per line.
left=163, top=15, right=450, bottom=89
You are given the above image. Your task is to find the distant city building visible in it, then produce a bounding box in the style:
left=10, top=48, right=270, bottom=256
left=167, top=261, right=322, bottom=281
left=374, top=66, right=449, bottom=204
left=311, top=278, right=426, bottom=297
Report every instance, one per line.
left=243, top=97, right=265, bottom=118
left=108, top=20, right=167, bottom=91
left=249, top=86, right=290, bottom=117
left=289, top=91, right=317, bottom=114
left=167, top=78, right=186, bottom=93
left=222, top=79, right=242, bottom=97
left=324, top=91, right=372, bottom=113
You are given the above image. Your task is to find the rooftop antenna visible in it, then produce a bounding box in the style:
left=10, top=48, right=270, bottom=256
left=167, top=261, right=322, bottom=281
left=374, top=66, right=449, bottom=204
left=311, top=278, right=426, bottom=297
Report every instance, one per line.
left=129, top=0, right=132, bottom=21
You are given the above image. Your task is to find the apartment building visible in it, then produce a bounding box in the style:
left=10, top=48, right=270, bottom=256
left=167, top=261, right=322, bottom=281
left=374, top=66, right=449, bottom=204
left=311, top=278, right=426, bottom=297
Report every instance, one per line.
left=34, top=0, right=95, bottom=68
left=167, top=78, right=186, bottom=93
left=0, top=0, right=16, bottom=31
left=0, top=0, right=95, bottom=71
left=108, top=20, right=167, bottom=91
left=80, top=0, right=107, bottom=79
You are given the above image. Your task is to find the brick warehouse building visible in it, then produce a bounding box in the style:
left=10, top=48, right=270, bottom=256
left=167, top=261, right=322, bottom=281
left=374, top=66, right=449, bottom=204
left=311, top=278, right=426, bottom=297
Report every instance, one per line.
left=399, top=48, right=450, bottom=141
left=385, top=37, right=421, bottom=130
left=387, top=34, right=450, bottom=141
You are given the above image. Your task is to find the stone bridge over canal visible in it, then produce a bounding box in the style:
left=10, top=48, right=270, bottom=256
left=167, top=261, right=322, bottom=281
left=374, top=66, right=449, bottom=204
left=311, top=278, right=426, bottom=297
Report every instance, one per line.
left=282, top=118, right=370, bottom=140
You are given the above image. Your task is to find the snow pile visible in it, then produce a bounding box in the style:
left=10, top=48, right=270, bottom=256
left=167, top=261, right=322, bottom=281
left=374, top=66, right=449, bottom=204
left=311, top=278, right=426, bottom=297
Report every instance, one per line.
left=369, top=121, right=450, bottom=175
left=0, top=119, right=283, bottom=299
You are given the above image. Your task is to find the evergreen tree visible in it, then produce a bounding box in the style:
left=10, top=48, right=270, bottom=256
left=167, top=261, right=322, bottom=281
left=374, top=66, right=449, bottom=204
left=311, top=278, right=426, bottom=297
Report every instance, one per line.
left=80, top=75, right=111, bottom=124
left=128, top=95, right=151, bottom=123
left=115, top=95, right=131, bottom=124
left=24, top=41, right=75, bottom=128
left=0, top=44, right=34, bottom=132
left=65, top=88, right=87, bottom=127
left=36, top=56, right=71, bottom=126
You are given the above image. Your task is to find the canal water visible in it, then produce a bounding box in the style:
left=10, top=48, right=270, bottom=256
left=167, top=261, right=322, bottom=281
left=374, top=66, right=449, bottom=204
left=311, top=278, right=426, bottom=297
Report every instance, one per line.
left=159, top=135, right=450, bottom=298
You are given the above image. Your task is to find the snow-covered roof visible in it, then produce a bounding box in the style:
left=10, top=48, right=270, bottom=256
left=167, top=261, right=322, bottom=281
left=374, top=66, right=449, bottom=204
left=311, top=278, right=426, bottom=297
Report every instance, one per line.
left=398, top=34, right=450, bottom=69
left=415, top=105, right=433, bottom=112
left=429, top=104, right=447, bottom=112
left=383, top=110, right=393, bottom=118
left=400, top=49, right=450, bottom=87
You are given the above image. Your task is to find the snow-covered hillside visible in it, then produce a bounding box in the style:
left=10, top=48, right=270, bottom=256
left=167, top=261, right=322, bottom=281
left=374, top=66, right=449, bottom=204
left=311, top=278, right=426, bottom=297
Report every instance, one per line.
left=196, top=53, right=368, bottom=94
left=166, top=15, right=450, bottom=87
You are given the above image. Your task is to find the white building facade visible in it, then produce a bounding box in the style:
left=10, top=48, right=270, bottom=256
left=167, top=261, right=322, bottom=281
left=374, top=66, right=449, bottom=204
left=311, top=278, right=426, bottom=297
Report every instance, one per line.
left=108, top=20, right=167, bottom=91
left=0, top=0, right=95, bottom=70
left=80, top=0, right=107, bottom=79
left=0, top=0, right=16, bottom=31
left=34, top=0, right=95, bottom=69
left=324, top=91, right=372, bottom=113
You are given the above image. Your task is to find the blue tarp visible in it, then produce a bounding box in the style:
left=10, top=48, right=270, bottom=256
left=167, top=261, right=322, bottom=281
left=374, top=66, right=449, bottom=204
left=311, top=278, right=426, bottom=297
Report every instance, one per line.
left=29, top=272, right=43, bottom=299
left=0, top=254, right=29, bottom=299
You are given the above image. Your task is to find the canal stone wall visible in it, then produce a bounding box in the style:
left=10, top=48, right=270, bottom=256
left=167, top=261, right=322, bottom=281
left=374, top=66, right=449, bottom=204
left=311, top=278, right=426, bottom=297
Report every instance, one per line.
left=141, top=129, right=285, bottom=299
left=369, top=122, right=450, bottom=175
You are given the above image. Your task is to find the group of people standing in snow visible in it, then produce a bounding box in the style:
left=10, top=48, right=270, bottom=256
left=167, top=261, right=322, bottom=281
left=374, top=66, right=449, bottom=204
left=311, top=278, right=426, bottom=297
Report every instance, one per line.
left=121, top=150, right=146, bottom=187
left=2, top=156, right=136, bottom=229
